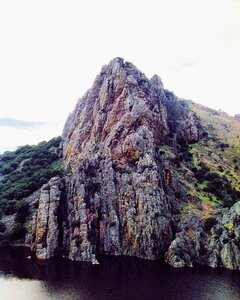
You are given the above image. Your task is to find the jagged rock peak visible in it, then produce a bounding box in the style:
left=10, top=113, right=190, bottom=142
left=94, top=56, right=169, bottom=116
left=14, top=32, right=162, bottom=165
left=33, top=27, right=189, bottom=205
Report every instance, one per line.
left=96, top=57, right=148, bottom=88
left=62, top=58, right=201, bottom=169
left=150, top=74, right=164, bottom=90
left=101, top=57, right=144, bottom=76
left=52, top=58, right=202, bottom=262
left=234, top=114, right=240, bottom=122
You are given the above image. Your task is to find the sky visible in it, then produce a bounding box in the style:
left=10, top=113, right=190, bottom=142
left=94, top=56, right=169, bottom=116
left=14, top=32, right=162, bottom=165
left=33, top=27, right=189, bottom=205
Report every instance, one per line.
left=0, top=0, right=240, bottom=153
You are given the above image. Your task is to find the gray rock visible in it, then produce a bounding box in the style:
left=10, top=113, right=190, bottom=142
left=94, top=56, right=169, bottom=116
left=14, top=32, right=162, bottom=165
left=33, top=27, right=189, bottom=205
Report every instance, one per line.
left=26, top=58, right=239, bottom=271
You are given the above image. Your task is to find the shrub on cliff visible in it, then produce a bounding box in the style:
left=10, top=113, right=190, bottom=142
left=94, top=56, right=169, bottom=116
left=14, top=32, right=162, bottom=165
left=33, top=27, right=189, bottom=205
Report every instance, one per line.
left=0, top=222, right=6, bottom=233
left=15, top=203, right=30, bottom=224
left=204, top=217, right=217, bottom=231
left=9, top=223, right=27, bottom=240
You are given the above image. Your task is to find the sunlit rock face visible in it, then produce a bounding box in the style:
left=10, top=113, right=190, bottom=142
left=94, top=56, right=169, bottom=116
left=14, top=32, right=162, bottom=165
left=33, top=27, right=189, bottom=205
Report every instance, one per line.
left=58, top=57, right=200, bottom=261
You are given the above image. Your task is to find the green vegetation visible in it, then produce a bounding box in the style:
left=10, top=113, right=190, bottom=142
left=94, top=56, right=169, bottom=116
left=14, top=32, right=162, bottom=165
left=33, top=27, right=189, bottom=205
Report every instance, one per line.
left=198, top=180, right=208, bottom=190
left=187, top=102, right=240, bottom=207
left=0, top=222, right=6, bottom=233
left=15, top=203, right=30, bottom=224
left=0, top=137, right=64, bottom=242
left=164, top=101, right=240, bottom=209
left=172, top=138, right=194, bottom=168
left=224, top=223, right=234, bottom=231
left=159, top=144, right=175, bottom=158
left=0, top=137, right=63, bottom=202
left=71, top=220, right=80, bottom=228
left=192, top=164, right=239, bottom=207
left=9, top=223, right=27, bottom=240
left=204, top=217, right=217, bottom=231
left=158, top=101, right=239, bottom=210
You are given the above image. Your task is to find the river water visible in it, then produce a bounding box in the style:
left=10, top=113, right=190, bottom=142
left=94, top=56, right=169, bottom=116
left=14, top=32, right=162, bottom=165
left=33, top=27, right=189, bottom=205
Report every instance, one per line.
left=0, top=247, right=239, bottom=300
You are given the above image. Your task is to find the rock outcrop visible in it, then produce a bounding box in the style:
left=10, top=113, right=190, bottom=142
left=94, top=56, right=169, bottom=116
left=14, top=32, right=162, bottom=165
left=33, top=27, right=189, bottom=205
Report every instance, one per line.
left=28, top=177, right=66, bottom=259
left=59, top=57, right=200, bottom=261
left=166, top=201, right=240, bottom=270
left=234, top=114, right=240, bottom=122
left=26, top=57, right=240, bottom=270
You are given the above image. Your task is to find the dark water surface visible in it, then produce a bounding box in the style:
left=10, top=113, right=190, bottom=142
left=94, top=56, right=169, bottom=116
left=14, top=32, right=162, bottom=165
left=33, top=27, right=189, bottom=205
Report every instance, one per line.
left=0, top=247, right=239, bottom=300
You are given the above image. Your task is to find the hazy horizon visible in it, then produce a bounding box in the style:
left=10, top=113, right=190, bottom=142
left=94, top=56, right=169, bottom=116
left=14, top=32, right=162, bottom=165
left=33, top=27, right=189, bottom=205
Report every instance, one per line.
left=1, top=0, right=240, bottom=153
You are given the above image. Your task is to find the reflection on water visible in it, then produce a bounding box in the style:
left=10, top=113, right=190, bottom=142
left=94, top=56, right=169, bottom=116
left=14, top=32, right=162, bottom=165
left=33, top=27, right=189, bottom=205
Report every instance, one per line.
left=0, top=278, right=49, bottom=300
left=0, top=247, right=240, bottom=300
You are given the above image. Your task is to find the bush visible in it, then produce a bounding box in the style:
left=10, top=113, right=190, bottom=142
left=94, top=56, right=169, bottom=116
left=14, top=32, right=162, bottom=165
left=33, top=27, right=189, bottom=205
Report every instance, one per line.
left=167, top=133, right=174, bottom=138
left=191, top=167, right=197, bottom=173
left=205, top=180, right=222, bottom=193
left=15, top=213, right=27, bottom=224
left=222, top=198, right=235, bottom=208
left=16, top=202, right=30, bottom=213
left=4, top=204, right=16, bottom=215
left=202, top=131, right=208, bottom=138
left=15, top=202, right=30, bottom=224
left=0, top=222, right=6, bottom=233
left=39, top=177, right=48, bottom=185
left=204, top=217, right=217, bottom=231
left=194, top=169, right=206, bottom=181
left=71, top=220, right=80, bottom=228
left=0, top=232, right=6, bottom=240
left=9, top=223, right=27, bottom=240
left=1, top=164, right=14, bottom=175
left=220, top=143, right=229, bottom=149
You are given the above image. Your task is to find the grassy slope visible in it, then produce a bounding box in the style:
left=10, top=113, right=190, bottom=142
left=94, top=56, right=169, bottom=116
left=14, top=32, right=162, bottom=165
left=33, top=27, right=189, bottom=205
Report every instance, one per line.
left=189, top=101, right=240, bottom=191
left=181, top=102, right=240, bottom=212
left=160, top=101, right=240, bottom=223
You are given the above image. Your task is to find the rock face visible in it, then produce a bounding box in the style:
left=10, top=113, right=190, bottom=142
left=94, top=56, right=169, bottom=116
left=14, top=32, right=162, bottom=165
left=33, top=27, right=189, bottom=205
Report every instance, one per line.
left=29, top=177, right=66, bottom=259
left=60, top=57, right=200, bottom=261
left=27, top=57, right=240, bottom=270
left=234, top=114, right=240, bottom=122
left=166, top=201, right=240, bottom=270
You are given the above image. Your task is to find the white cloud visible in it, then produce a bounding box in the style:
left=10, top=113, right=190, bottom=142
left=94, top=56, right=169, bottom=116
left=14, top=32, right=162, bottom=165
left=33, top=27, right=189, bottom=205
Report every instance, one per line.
left=0, top=0, right=239, bottom=152
left=0, top=124, right=61, bottom=154
left=0, top=118, right=50, bottom=129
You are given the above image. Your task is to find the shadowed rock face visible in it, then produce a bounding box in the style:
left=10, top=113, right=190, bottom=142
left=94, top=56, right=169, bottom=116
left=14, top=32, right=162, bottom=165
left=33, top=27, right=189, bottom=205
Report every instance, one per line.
left=28, top=58, right=240, bottom=270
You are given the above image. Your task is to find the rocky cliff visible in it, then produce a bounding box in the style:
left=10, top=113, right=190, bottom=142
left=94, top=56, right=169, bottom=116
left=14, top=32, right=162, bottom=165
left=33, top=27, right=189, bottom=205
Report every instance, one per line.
left=166, top=201, right=240, bottom=269
left=18, top=58, right=240, bottom=270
